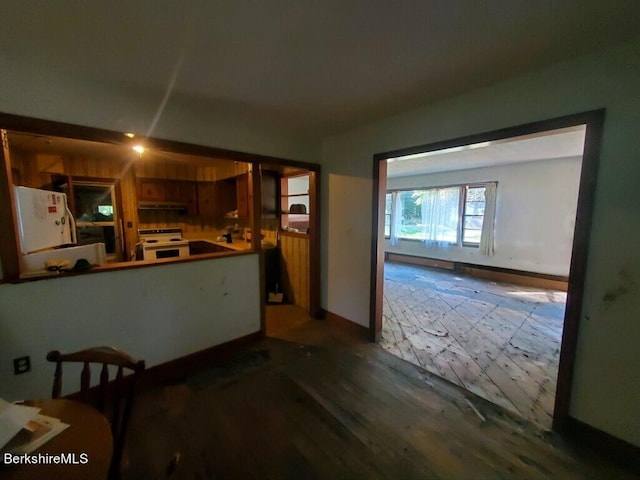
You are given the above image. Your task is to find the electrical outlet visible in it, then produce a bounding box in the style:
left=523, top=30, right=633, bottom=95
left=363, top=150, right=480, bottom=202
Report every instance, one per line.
left=13, top=356, right=31, bottom=375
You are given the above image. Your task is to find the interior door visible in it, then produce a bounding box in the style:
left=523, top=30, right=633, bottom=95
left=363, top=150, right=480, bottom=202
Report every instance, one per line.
left=67, top=180, right=124, bottom=262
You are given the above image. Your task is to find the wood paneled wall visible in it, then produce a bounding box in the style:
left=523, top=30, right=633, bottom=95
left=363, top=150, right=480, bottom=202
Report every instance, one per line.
left=10, top=152, right=252, bottom=252
left=11, top=152, right=130, bottom=187
left=134, top=159, right=248, bottom=181
left=279, top=233, right=309, bottom=310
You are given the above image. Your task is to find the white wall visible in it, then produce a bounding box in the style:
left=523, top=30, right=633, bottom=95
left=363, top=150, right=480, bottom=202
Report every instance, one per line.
left=0, top=55, right=310, bottom=401
left=0, top=56, right=318, bottom=162
left=0, top=255, right=261, bottom=400
left=321, top=39, right=640, bottom=446
left=386, top=157, right=582, bottom=276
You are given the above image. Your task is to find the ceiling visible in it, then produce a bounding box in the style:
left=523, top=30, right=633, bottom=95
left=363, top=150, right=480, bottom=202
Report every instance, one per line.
left=2, top=1, right=640, bottom=138
left=387, top=125, right=587, bottom=177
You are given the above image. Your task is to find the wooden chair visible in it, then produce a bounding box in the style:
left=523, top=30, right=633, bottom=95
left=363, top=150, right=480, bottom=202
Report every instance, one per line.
left=46, top=347, right=145, bottom=480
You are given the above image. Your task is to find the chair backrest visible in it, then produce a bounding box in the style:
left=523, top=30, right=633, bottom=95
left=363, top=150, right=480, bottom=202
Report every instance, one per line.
left=47, top=346, right=145, bottom=480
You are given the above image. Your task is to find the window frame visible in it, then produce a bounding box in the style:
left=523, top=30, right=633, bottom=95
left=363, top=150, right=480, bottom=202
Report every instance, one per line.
left=461, top=184, right=488, bottom=248
left=384, top=192, right=392, bottom=238
left=386, top=182, right=492, bottom=248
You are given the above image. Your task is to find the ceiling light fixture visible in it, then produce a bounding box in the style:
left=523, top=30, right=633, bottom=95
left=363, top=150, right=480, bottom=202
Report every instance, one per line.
left=132, top=145, right=145, bottom=155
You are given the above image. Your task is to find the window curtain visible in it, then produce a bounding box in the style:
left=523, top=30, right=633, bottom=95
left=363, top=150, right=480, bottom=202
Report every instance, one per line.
left=420, top=189, right=451, bottom=246
left=390, top=192, right=403, bottom=246
left=479, top=182, right=497, bottom=256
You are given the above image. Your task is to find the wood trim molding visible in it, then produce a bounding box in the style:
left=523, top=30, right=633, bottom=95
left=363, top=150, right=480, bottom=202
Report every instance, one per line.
left=370, top=157, right=386, bottom=342
left=386, top=253, right=455, bottom=271
left=371, top=109, right=607, bottom=434
left=557, top=417, right=640, bottom=474
left=553, top=110, right=605, bottom=429
left=323, top=309, right=370, bottom=340
left=386, top=252, right=569, bottom=291
left=308, top=170, right=321, bottom=318
left=61, top=331, right=263, bottom=402
left=0, top=130, right=21, bottom=279
left=464, top=266, right=568, bottom=291
left=139, top=331, right=263, bottom=389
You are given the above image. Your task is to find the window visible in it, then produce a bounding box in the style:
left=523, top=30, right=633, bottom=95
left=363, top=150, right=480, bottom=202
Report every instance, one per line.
left=384, top=193, right=392, bottom=237
left=98, top=205, right=114, bottom=217
left=281, top=173, right=309, bottom=233
left=462, top=186, right=486, bottom=245
left=69, top=182, right=120, bottom=259
left=387, top=183, right=494, bottom=247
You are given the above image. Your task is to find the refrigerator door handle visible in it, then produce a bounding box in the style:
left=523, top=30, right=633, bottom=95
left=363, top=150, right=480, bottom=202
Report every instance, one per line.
left=65, top=203, right=77, bottom=244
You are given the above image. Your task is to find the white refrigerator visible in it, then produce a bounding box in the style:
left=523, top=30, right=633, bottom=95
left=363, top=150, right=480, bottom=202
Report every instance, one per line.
left=14, top=186, right=106, bottom=277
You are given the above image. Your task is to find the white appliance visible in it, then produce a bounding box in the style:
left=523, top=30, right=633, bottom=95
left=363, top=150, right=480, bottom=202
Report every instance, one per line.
left=14, top=186, right=107, bottom=277
left=138, top=228, right=190, bottom=261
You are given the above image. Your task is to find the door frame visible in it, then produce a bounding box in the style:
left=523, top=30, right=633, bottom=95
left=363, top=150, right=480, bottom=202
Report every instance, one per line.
left=370, top=110, right=605, bottom=430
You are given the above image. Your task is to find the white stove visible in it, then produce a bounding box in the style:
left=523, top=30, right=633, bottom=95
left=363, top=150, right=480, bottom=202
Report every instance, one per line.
left=138, top=228, right=190, bottom=261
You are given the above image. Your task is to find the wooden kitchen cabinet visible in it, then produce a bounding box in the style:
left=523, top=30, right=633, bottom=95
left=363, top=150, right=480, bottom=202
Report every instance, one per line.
left=179, top=181, right=198, bottom=216
left=236, top=173, right=249, bottom=218
left=262, top=170, right=278, bottom=219
left=197, top=182, right=217, bottom=219
left=137, top=179, right=198, bottom=215
left=215, top=177, right=238, bottom=218
left=138, top=179, right=165, bottom=202
left=207, top=173, right=250, bottom=218
left=189, top=241, right=233, bottom=255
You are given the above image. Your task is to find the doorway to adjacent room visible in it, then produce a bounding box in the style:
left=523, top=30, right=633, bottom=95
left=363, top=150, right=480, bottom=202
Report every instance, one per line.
left=370, top=111, right=604, bottom=430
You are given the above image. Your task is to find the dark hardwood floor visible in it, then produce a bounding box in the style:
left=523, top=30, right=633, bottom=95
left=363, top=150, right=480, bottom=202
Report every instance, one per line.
left=122, top=305, right=635, bottom=479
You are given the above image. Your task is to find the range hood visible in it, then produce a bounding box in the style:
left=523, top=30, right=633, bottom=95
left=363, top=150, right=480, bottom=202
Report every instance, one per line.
left=137, top=201, right=187, bottom=211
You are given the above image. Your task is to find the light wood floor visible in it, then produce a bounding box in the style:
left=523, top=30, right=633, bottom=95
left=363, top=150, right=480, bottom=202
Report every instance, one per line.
left=124, top=306, right=634, bottom=479
left=381, top=261, right=565, bottom=429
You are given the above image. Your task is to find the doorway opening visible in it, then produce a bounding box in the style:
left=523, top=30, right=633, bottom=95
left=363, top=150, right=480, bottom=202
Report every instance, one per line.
left=371, top=111, right=605, bottom=431
left=60, top=180, right=124, bottom=263
left=259, top=164, right=321, bottom=338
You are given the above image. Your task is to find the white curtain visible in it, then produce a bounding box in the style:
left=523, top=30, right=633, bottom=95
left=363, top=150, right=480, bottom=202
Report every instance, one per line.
left=479, top=182, right=497, bottom=256
left=421, top=188, right=457, bottom=246
left=390, top=192, right=403, bottom=246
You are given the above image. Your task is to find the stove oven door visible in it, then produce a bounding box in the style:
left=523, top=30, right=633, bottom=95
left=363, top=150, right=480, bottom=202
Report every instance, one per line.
left=142, top=242, right=190, bottom=261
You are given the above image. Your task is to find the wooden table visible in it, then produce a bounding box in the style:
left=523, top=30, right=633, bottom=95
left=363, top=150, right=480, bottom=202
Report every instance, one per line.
left=1, top=399, right=113, bottom=480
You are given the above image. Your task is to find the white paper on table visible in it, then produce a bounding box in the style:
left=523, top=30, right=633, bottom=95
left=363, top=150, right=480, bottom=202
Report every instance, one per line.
left=0, top=398, right=41, bottom=449
left=6, top=414, right=70, bottom=454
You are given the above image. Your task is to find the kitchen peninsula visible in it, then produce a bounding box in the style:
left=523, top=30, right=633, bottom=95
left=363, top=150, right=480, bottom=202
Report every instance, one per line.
left=1, top=119, right=318, bottom=321
left=0, top=113, right=320, bottom=413
left=7, top=133, right=267, bottom=268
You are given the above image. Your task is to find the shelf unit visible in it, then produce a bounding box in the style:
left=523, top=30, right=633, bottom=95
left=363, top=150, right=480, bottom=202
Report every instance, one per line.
left=281, top=173, right=310, bottom=233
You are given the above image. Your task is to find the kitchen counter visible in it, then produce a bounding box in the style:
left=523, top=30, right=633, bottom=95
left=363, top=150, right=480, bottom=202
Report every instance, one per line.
left=187, top=238, right=252, bottom=254
left=207, top=240, right=252, bottom=252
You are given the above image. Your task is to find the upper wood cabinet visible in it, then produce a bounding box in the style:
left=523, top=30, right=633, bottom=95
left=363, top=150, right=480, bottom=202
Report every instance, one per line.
left=138, top=179, right=165, bottom=202
left=136, top=178, right=198, bottom=216
left=179, top=182, right=198, bottom=216
left=262, top=170, right=278, bottom=219
left=136, top=174, right=251, bottom=219
left=197, top=181, right=217, bottom=219
left=215, top=177, right=238, bottom=218
left=236, top=173, right=249, bottom=218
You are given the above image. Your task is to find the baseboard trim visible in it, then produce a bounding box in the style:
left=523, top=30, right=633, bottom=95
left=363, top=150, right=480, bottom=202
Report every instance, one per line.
left=386, top=253, right=568, bottom=291
left=322, top=309, right=370, bottom=340
left=139, top=331, right=264, bottom=388
left=558, top=416, right=640, bottom=474
left=386, top=252, right=455, bottom=270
